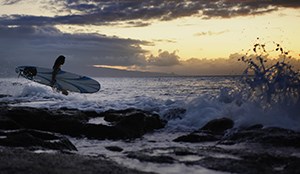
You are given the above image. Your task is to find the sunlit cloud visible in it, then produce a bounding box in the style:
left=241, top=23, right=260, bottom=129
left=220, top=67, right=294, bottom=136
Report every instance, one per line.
left=93, top=65, right=131, bottom=71
left=195, top=30, right=230, bottom=37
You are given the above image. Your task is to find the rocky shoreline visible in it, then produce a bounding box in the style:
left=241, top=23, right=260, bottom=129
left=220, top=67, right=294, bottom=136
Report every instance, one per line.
left=0, top=106, right=164, bottom=174
left=0, top=106, right=300, bottom=173
left=0, top=147, right=154, bottom=174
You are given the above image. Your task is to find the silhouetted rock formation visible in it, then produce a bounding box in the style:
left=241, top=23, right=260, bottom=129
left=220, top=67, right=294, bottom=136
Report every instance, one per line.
left=0, top=106, right=166, bottom=142
left=174, top=117, right=234, bottom=143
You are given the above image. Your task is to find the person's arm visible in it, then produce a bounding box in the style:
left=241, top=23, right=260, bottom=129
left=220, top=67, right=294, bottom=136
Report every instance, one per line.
left=51, top=68, right=59, bottom=87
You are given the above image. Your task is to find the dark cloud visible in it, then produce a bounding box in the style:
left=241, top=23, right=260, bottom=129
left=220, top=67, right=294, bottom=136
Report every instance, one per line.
left=1, top=0, right=22, bottom=5
left=0, top=25, right=184, bottom=76
left=0, top=25, right=151, bottom=76
left=145, top=52, right=300, bottom=76
left=147, top=50, right=181, bottom=66
left=1, top=0, right=299, bottom=27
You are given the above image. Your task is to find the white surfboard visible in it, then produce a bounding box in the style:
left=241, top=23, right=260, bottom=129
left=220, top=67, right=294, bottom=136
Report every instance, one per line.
left=16, top=66, right=100, bottom=93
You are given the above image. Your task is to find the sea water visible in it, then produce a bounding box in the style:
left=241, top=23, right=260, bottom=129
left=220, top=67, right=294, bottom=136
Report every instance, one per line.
left=0, top=76, right=299, bottom=173
left=1, top=76, right=299, bottom=131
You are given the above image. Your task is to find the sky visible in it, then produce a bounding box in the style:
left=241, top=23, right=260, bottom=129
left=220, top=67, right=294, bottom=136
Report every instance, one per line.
left=0, top=0, right=300, bottom=76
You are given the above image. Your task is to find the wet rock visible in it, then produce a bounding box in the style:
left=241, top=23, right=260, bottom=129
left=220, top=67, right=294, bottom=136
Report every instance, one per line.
left=173, top=131, right=220, bottom=143
left=0, top=129, right=77, bottom=151
left=82, top=123, right=125, bottom=139
left=196, top=152, right=300, bottom=174
left=127, top=152, right=175, bottom=164
left=0, top=94, right=11, bottom=98
left=0, top=118, right=20, bottom=130
left=115, top=112, right=166, bottom=138
left=200, top=117, right=234, bottom=134
left=1, top=106, right=166, bottom=140
left=83, top=110, right=101, bottom=118
left=173, top=117, right=234, bottom=143
left=0, top=148, right=154, bottom=174
left=105, top=146, right=123, bottom=152
left=173, top=148, right=197, bottom=156
left=127, top=145, right=300, bottom=174
left=245, top=124, right=263, bottom=130
left=221, top=126, right=300, bottom=148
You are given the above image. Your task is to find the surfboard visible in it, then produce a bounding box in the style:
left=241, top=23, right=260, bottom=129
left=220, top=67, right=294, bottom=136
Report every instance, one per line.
left=15, top=66, right=101, bottom=93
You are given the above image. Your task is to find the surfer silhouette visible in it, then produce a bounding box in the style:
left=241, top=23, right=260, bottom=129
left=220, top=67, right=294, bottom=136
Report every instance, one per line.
left=51, top=55, right=68, bottom=95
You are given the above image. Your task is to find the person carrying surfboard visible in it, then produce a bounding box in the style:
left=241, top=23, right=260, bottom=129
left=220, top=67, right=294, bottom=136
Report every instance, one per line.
left=51, top=55, right=68, bottom=95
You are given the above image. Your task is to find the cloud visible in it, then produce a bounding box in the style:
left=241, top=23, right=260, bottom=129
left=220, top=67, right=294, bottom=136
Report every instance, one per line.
left=179, top=53, right=247, bottom=75
left=1, top=0, right=299, bottom=77
left=2, top=23, right=299, bottom=77
left=1, top=0, right=300, bottom=27
left=195, top=30, right=230, bottom=37
left=138, top=52, right=300, bottom=76
left=147, top=50, right=181, bottom=66
left=0, top=25, right=151, bottom=76
left=144, top=53, right=246, bottom=76
left=153, top=39, right=177, bottom=43
left=1, top=0, right=22, bottom=5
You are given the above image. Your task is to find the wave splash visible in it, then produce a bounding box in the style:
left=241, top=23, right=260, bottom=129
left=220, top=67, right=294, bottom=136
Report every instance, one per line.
left=170, top=87, right=300, bottom=132
left=240, top=42, right=300, bottom=108
left=170, top=42, right=300, bottom=132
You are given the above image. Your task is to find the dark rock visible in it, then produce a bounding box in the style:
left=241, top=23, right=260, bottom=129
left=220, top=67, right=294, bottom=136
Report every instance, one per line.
left=99, top=108, right=166, bottom=139
left=173, top=117, right=234, bottom=143
left=173, top=148, right=197, bottom=156
left=0, top=129, right=77, bottom=151
left=197, top=152, right=300, bottom=174
left=101, top=108, right=139, bottom=123
left=123, top=145, right=300, bottom=174
left=245, top=124, right=263, bottom=130
left=200, top=117, right=234, bottom=134
left=1, top=106, right=166, bottom=140
left=0, top=148, right=154, bottom=174
left=198, top=156, right=270, bottom=174
left=0, top=118, right=20, bottom=130
left=105, top=146, right=123, bottom=152
left=83, top=110, right=101, bottom=118
left=104, top=113, right=123, bottom=123
left=173, top=131, right=220, bottom=143
left=115, top=112, right=166, bottom=138
left=0, top=94, right=11, bottom=98
left=127, top=152, right=175, bottom=164
left=82, top=123, right=125, bottom=140
left=222, top=126, right=300, bottom=148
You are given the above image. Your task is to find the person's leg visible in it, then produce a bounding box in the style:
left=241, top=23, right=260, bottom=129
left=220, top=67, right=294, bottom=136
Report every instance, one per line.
left=61, top=89, right=68, bottom=95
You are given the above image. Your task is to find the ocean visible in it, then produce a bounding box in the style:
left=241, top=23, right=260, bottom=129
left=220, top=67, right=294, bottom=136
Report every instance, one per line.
left=1, top=76, right=299, bottom=131
left=1, top=76, right=299, bottom=173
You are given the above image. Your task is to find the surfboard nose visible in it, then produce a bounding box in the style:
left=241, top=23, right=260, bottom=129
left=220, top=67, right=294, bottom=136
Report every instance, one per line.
left=15, top=67, right=21, bottom=74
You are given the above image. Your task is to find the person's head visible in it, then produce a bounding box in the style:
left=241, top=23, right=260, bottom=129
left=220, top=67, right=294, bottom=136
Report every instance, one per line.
left=57, top=55, right=65, bottom=65
left=53, top=55, right=66, bottom=69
